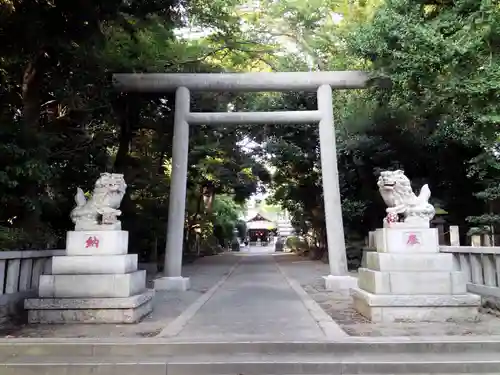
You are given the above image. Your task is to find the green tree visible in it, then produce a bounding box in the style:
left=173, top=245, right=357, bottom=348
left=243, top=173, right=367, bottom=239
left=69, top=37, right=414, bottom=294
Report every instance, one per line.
left=212, top=195, right=245, bottom=246
left=0, top=0, right=272, bottom=255
left=231, top=0, right=500, bottom=252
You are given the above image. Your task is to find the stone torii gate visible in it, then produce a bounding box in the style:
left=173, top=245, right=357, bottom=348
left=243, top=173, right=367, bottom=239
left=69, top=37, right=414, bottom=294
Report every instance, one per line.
left=113, top=71, right=368, bottom=291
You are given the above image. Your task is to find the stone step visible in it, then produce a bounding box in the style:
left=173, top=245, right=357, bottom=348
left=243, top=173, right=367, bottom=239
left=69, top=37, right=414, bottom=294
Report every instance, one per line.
left=2, top=352, right=500, bottom=375
left=38, top=270, right=146, bottom=298
left=52, top=254, right=138, bottom=274
left=2, top=338, right=500, bottom=358
left=357, top=268, right=466, bottom=295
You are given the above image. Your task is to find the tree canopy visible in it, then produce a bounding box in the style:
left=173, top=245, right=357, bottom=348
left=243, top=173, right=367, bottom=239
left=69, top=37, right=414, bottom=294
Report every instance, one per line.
left=1, top=0, right=500, bottom=258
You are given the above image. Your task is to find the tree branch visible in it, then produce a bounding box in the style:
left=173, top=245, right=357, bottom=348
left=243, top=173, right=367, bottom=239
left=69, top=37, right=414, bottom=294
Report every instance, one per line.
left=165, top=43, right=278, bottom=69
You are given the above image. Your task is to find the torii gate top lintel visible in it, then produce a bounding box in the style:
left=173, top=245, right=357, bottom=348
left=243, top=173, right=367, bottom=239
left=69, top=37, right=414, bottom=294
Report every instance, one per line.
left=127, top=70, right=370, bottom=288
left=112, top=71, right=368, bottom=92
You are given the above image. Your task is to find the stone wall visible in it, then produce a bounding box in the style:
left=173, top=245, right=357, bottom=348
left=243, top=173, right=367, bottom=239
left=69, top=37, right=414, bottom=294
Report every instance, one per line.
left=428, top=225, right=500, bottom=316
left=0, top=249, right=64, bottom=324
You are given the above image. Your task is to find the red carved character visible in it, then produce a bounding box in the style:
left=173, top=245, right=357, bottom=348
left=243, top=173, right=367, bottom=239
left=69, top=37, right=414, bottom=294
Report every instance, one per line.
left=406, top=234, right=420, bottom=246
left=85, top=236, right=100, bottom=248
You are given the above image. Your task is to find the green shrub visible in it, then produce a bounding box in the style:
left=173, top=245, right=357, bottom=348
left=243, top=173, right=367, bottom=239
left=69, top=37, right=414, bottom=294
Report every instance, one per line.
left=285, top=236, right=308, bottom=252
left=0, top=226, right=59, bottom=251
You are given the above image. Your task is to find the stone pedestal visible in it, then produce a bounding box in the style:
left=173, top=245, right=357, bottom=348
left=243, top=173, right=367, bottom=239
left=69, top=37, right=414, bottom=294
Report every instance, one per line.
left=154, top=276, right=190, bottom=291
left=351, top=227, right=480, bottom=322
left=323, top=275, right=358, bottom=290
left=25, top=230, right=154, bottom=324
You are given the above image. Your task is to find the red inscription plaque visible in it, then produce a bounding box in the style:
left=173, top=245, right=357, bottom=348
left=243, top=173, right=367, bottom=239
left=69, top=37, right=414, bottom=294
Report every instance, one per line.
left=85, top=236, right=100, bottom=248
left=406, top=233, right=420, bottom=246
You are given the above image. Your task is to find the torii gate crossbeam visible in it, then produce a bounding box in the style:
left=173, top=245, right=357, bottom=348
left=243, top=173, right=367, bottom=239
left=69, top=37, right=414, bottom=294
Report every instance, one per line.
left=113, top=71, right=367, bottom=92
left=113, top=71, right=367, bottom=291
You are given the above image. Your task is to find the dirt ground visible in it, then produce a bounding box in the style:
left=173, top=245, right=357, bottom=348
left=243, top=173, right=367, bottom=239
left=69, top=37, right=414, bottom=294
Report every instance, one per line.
left=275, top=255, right=500, bottom=337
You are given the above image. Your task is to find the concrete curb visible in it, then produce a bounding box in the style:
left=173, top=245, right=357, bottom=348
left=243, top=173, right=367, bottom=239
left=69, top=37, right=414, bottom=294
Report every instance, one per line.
left=274, top=258, right=348, bottom=340
left=157, top=259, right=241, bottom=338
left=3, top=336, right=500, bottom=344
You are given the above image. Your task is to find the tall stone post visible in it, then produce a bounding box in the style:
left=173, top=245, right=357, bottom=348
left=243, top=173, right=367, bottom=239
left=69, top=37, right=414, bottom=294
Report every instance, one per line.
left=449, top=225, right=460, bottom=246
left=154, top=87, right=191, bottom=291
left=317, top=84, right=358, bottom=290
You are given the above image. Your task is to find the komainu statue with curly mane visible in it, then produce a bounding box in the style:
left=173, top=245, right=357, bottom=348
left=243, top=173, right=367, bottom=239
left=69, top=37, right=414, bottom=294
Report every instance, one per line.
left=70, top=173, right=127, bottom=231
left=377, top=170, right=435, bottom=228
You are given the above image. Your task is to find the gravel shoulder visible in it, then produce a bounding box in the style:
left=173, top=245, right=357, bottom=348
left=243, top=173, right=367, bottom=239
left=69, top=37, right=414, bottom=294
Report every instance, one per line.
left=275, top=254, right=500, bottom=337
left=0, top=254, right=239, bottom=338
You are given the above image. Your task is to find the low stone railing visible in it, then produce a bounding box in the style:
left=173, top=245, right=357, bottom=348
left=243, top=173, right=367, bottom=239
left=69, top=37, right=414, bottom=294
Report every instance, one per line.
left=0, top=249, right=64, bottom=324
left=440, top=226, right=500, bottom=311
left=441, top=245, right=500, bottom=297
left=248, top=241, right=270, bottom=247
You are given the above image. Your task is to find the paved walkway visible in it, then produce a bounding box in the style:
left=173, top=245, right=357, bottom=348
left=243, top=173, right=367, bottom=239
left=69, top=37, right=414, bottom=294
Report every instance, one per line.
left=164, top=251, right=328, bottom=341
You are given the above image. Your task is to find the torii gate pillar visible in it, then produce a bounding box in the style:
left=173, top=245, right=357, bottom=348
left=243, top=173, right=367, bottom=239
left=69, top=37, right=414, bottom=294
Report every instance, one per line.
left=114, top=71, right=368, bottom=291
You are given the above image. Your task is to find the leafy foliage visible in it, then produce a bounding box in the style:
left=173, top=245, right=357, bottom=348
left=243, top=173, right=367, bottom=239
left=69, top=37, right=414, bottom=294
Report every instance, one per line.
left=236, top=0, right=500, bottom=251
left=0, top=0, right=268, bottom=254
left=3, top=0, right=500, bottom=258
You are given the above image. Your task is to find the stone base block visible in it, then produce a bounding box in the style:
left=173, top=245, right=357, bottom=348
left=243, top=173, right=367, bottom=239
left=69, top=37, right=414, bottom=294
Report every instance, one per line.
left=365, top=252, right=454, bottom=272
left=39, top=270, right=146, bottom=298
left=66, top=230, right=128, bottom=256
left=383, top=221, right=430, bottom=229
left=25, top=290, right=154, bottom=324
left=323, top=275, right=358, bottom=290
left=52, top=254, right=138, bottom=275
left=358, top=268, right=466, bottom=295
left=375, top=227, right=439, bottom=253
left=351, top=287, right=480, bottom=322
left=154, top=276, right=190, bottom=291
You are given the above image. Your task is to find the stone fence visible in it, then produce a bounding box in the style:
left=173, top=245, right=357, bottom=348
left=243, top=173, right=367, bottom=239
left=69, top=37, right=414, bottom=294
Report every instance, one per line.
left=0, top=249, right=64, bottom=324
left=248, top=241, right=270, bottom=247
left=440, top=226, right=500, bottom=308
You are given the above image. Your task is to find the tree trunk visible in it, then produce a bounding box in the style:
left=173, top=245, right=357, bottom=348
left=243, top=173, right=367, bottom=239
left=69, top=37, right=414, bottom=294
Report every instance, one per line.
left=22, top=61, right=43, bottom=133
left=157, top=151, right=166, bottom=174
left=113, top=94, right=140, bottom=173
left=18, top=55, right=46, bottom=233
left=112, top=94, right=139, bottom=233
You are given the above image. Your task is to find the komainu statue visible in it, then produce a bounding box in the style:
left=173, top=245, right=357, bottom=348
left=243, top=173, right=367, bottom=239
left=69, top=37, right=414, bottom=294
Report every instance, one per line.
left=70, top=173, right=127, bottom=231
left=377, top=170, right=435, bottom=227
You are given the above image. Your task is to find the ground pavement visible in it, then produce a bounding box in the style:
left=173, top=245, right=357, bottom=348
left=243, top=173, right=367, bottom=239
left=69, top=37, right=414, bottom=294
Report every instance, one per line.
left=3, top=246, right=500, bottom=339
left=159, top=246, right=343, bottom=341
